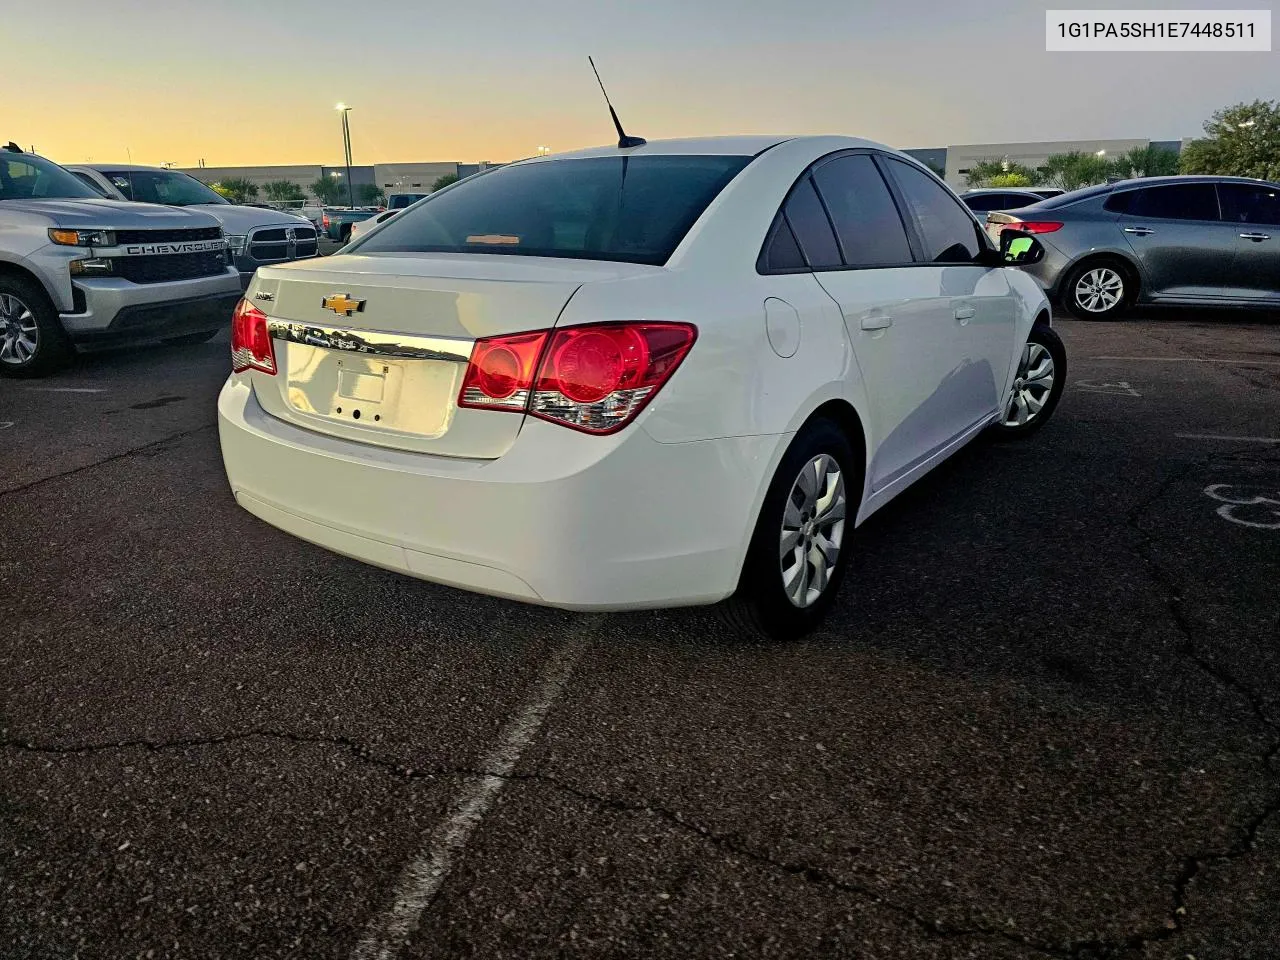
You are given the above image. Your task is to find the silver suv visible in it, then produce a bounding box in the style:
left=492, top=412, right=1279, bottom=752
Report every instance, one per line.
left=987, top=176, right=1280, bottom=320
left=66, top=165, right=318, bottom=290
left=0, top=147, right=241, bottom=376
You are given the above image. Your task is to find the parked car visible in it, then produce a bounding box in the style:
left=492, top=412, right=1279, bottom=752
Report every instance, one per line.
left=960, top=188, right=1065, bottom=218
left=218, top=135, right=1063, bottom=639
left=65, top=165, right=318, bottom=290
left=0, top=146, right=240, bottom=376
left=349, top=193, right=433, bottom=243
left=986, top=175, right=1280, bottom=320
left=320, top=207, right=379, bottom=243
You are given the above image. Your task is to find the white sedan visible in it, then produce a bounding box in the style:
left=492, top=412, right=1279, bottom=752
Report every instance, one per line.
left=218, top=135, right=1063, bottom=639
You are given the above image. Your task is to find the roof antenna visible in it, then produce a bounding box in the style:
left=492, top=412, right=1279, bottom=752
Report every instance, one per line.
left=589, top=57, right=646, bottom=149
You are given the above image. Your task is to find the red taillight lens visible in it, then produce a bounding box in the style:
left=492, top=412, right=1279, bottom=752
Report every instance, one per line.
left=455, top=322, right=696, bottom=434
left=322, top=213, right=330, bottom=227
left=1001, top=220, right=1063, bottom=234
left=531, top=322, right=696, bottom=434
left=458, top=331, right=549, bottom=410
left=230, top=298, right=277, bottom=375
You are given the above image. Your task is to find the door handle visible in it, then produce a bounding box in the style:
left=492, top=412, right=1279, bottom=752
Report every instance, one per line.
left=1240, top=232, right=1271, bottom=242
left=1123, top=227, right=1155, bottom=236
left=860, top=315, right=893, bottom=331
left=954, top=306, right=976, bottom=322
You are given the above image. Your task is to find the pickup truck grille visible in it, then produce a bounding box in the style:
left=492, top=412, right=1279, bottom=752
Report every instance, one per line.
left=248, top=226, right=319, bottom=263
left=113, top=251, right=228, bottom=284
left=114, top=226, right=224, bottom=244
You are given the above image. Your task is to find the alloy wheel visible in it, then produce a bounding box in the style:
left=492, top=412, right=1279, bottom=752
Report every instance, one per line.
left=0, top=293, right=39, bottom=366
left=1003, top=341, right=1055, bottom=427
left=779, top=453, right=847, bottom=609
left=1074, top=267, right=1124, bottom=313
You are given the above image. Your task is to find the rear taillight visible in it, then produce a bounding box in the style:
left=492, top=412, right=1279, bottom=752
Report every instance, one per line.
left=457, top=322, right=696, bottom=434
left=230, top=298, right=276, bottom=375
left=322, top=213, right=330, bottom=227
left=458, top=331, right=549, bottom=411
left=1001, top=220, right=1063, bottom=234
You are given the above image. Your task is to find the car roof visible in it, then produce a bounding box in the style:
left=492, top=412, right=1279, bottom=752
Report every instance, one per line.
left=962, top=187, right=1053, bottom=195
left=77, top=163, right=176, bottom=172
left=529, top=135, right=892, bottom=162
left=1107, top=174, right=1280, bottom=189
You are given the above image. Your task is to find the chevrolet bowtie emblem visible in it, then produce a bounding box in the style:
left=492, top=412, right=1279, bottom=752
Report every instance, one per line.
left=321, top=293, right=365, bottom=317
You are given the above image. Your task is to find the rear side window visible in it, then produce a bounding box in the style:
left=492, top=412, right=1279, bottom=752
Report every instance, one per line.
left=811, top=155, right=912, bottom=266
left=884, top=159, right=981, bottom=263
left=354, top=155, right=751, bottom=265
left=1218, top=182, right=1280, bottom=225
left=762, top=216, right=807, bottom=271
left=782, top=178, right=842, bottom=269
left=1105, top=184, right=1220, bottom=221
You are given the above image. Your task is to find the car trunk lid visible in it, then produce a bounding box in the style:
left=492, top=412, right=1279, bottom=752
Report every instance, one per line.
left=246, top=253, right=658, bottom=459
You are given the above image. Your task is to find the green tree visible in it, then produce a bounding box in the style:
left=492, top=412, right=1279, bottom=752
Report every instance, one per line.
left=310, top=175, right=346, bottom=205
left=217, top=178, right=259, bottom=203
left=431, top=173, right=460, bottom=191
left=1037, top=151, right=1112, bottom=191
left=263, top=179, right=304, bottom=203
left=1109, top=145, right=1180, bottom=180
left=207, top=182, right=234, bottom=200
left=1179, top=99, right=1280, bottom=181
left=359, top=183, right=386, bottom=206
left=964, top=158, right=1038, bottom=188
left=987, top=172, right=1033, bottom=188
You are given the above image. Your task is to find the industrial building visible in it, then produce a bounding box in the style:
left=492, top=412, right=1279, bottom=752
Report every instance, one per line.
left=180, top=138, right=1185, bottom=201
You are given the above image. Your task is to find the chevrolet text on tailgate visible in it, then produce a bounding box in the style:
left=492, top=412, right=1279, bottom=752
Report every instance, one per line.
left=218, top=135, right=1065, bottom=639
left=0, top=145, right=242, bottom=377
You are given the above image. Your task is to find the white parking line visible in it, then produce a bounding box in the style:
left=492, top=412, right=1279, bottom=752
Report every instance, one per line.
left=351, top=615, right=601, bottom=960
left=1091, top=356, right=1280, bottom=366
left=1176, top=433, right=1280, bottom=444
left=25, top=387, right=106, bottom=393
left=0, top=421, right=13, bottom=430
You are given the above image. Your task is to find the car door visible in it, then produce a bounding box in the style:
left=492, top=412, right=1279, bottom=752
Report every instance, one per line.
left=1217, top=181, right=1280, bottom=300
left=877, top=156, right=1020, bottom=456
left=794, top=152, right=993, bottom=493
left=1106, top=183, right=1235, bottom=299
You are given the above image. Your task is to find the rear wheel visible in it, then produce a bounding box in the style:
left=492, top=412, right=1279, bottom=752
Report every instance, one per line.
left=719, top=419, right=859, bottom=641
left=989, top=324, right=1067, bottom=440
left=0, top=276, right=70, bottom=378
left=1063, top=258, right=1133, bottom=320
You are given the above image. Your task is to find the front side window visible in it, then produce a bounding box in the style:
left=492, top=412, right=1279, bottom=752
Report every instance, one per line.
left=100, top=170, right=227, bottom=206
left=884, top=159, right=981, bottom=263
left=1104, top=184, right=1219, bottom=221
left=811, top=155, right=912, bottom=266
left=1218, top=182, right=1280, bottom=225
left=355, top=155, right=751, bottom=265
left=0, top=154, right=102, bottom=201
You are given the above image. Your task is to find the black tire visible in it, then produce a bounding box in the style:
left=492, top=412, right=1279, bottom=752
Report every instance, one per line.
left=161, top=329, right=220, bottom=346
left=989, top=324, right=1067, bottom=441
left=340, top=225, right=353, bottom=244
left=718, top=419, right=861, bottom=641
left=0, top=275, right=71, bottom=378
left=1062, top=257, right=1135, bottom=321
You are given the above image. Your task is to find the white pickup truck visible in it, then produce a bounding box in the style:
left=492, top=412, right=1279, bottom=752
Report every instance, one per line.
left=0, top=145, right=241, bottom=377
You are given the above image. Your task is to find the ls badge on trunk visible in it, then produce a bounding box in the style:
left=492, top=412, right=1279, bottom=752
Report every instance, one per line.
left=321, top=293, right=365, bottom=317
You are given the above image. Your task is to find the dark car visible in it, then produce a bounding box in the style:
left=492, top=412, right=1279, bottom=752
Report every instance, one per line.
left=960, top=188, right=1065, bottom=219
left=987, top=176, right=1280, bottom=320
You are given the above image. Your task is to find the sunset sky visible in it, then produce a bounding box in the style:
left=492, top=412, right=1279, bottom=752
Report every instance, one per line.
left=10, top=0, right=1275, bottom=168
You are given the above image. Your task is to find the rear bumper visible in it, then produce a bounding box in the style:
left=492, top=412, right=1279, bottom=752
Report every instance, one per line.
left=60, top=270, right=243, bottom=343
left=217, top=376, right=779, bottom=610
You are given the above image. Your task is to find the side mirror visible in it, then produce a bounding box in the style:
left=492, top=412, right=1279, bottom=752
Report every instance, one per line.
left=998, top=230, right=1045, bottom=266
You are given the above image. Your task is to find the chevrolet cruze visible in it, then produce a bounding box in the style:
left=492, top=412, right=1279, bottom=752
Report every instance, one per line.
left=217, top=136, right=1065, bottom=639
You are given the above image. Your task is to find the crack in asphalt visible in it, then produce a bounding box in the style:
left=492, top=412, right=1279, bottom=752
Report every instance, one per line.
left=0, top=423, right=215, bottom=500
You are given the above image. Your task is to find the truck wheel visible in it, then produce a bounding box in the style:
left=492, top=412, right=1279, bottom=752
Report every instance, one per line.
left=0, top=276, right=70, bottom=378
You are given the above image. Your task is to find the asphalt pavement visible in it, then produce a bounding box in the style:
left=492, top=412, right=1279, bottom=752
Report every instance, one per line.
left=2, top=310, right=1278, bottom=959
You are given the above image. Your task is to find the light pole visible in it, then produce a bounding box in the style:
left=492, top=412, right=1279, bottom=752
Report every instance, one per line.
left=336, top=103, right=354, bottom=207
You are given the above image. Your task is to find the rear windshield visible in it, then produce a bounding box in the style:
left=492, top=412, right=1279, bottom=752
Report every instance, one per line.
left=1035, top=184, right=1115, bottom=209
left=352, top=155, right=752, bottom=265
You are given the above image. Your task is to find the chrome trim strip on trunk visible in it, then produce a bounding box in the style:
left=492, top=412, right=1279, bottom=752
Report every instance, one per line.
left=266, top=320, right=474, bottom=363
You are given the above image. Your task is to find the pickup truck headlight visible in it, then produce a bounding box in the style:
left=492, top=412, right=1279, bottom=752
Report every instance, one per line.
left=69, top=258, right=114, bottom=276
left=225, top=234, right=248, bottom=256
left=49, top=228, right=116, bottom=247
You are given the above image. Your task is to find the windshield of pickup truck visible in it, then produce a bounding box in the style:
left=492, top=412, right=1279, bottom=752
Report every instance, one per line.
left=352, top=155, right=752, bottom=265
left=102, top=169, right=227, bottom=206
left=0, top=154, right=102, bottom=201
